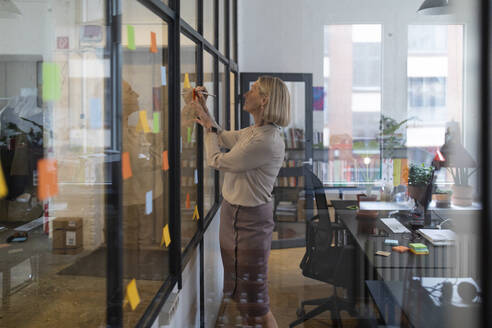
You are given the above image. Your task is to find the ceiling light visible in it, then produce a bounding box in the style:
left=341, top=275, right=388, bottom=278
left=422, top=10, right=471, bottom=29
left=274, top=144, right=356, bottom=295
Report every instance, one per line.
left=0, top=0, right=22, bottom=19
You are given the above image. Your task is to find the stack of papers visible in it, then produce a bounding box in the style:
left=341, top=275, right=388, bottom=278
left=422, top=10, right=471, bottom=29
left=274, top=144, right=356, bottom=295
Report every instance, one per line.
left=417, top=229, right=456, bottom=246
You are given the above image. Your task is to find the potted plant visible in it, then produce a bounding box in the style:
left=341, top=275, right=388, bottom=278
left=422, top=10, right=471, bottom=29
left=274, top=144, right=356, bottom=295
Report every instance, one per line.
left=380, top=115, right=415, bottom=158
left=447, top=167, right=477, bottom=206
left=408, top=163, right=434, bottom=209
left=432, top=189, right=452, bottom=208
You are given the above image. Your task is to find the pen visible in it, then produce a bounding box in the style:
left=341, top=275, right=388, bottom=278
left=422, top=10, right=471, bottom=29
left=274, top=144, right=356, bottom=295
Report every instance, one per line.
left=181, top=91, right=216, bottom=98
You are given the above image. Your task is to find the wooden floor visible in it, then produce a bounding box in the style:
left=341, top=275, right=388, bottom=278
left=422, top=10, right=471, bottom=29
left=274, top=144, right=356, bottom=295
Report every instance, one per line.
left=215, top=247, right=364, bottom=327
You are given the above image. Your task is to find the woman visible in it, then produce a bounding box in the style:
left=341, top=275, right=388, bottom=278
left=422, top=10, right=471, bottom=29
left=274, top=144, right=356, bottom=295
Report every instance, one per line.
left=192, top=76, right=290, bottom=327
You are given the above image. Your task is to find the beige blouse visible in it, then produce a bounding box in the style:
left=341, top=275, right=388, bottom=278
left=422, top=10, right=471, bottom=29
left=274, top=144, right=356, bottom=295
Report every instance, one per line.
left=204, top=124, right=285, bottom=207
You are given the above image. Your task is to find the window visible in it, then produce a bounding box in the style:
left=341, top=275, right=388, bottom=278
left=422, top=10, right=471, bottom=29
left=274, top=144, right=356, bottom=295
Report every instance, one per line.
left=407, top=25, right=464, bottom=186
left=322, top=24, right=382, bottom=184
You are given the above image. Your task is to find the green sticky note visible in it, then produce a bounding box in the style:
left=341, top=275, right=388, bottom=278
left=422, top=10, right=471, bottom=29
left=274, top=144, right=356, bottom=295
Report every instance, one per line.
left=127, top=25, right=136, bottom=50
left=42, top=62, right=61, bottom=101
left=153, top=112, right=160, bottom=133
left=187, top=127, right=192, bottom=143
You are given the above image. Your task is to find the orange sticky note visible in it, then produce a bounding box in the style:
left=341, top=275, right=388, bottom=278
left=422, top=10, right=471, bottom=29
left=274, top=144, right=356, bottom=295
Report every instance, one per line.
left=125, top=279, right=141, bottom=311
left=136, top=110, right=151, bottom=133
left=161, top=224, right=171, bottom=248
left=150, top=32, right=157, bottom=53
left=0, top=162, right=8, bottom=198
left=162, top=151, right=169, bottom=171
left=122, top=152, right=132, bottom=180
left=193, top=205, right=199, bottom=221
left=38, top=159, right=59, bottom=201
left=185, top=193, right=191, bottom=209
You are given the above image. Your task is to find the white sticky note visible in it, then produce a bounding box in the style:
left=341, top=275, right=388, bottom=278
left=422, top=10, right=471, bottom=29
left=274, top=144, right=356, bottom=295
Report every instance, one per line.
left=161, top=66, right=167, bottom=86
left=146, top=190, right=152, bottom=215
left=194, top=169, right=198, bottom=184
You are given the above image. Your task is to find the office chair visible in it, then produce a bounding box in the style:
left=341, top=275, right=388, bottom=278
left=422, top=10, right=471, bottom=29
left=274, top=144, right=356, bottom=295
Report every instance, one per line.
left=290, top=169, right=360, bottom=328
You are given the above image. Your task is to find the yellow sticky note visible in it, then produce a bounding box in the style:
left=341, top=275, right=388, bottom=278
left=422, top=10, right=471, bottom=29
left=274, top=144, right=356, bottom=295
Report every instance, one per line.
left=126, top=279, right=141, bottom=311
left=161, top=224, right=171, bottom=248
left=183, top=73, right=191, bottom=89
left=137, top=110, right=151, bottom=133
left=0, top=162, right=8, bottom=198
left=193, top=205, right=200, bottom=221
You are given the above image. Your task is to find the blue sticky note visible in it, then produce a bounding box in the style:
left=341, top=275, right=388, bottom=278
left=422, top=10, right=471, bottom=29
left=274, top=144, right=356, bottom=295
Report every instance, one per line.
left=194, top=169, right=198, bottom=184
left=145, top=190, right=152, bottom=215
left=161, top=66, right=166, bottom=86
left=89, top=98, right=102, bottom=129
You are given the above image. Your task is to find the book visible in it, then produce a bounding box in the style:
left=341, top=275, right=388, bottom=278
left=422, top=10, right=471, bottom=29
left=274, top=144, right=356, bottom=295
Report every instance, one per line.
left=409, top=243, right=429, bottom=255
left=417, top=229, right=456, bottom=246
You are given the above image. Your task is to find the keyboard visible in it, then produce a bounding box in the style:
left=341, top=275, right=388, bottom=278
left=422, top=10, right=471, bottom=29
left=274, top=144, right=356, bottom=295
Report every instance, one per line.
left=380, top=218, right=411, bottom=233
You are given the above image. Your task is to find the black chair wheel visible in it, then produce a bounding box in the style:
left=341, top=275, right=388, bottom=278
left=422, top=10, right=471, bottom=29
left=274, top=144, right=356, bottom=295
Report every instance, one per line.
left=296, top=308, right=306, bottom=318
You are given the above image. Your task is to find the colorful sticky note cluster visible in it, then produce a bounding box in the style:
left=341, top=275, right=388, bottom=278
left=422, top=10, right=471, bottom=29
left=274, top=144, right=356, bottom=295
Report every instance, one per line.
left=42, top=62, right=61, bottom=102
left=38, top=159, right=59, bottom=201
left=162, top=151, right=169, bottom=171
left=150, top=32, right=157, bottom=53
left=127, top=25, right=136, bottom=50
left=153, top=112, right=160, bottom=133
left=122, top=152, right=132, bottom=180
left=0, top=162, right=7, bottom=199
left=183, top=73, right=191, bottom=89
left=124, top=279, right=141, bottom=311
left=137, top=110, right=151, bottom=133
left=193, top=205, right=200, bottom=221
left=161, top=224, right=171, bottom=248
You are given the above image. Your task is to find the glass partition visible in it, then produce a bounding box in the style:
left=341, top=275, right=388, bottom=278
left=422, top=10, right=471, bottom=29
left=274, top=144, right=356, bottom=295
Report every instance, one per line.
left=181, top=0, right=198, bottom=30
left=203, top=50, right=216, bottom=215
left=204, top=0, right=215, bottom=44
left=180, top=34, right=199, bottom=250
left=218, top=62, right=227, bottom=191
left=121, top=1, right=170, bottom=325
left=218, top=0, right=225, bottom=54
left=0, top=1, right=107, bottom=326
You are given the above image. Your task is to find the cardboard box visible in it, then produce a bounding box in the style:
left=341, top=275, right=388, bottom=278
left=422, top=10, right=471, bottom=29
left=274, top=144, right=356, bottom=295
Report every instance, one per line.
left=52, top=217, right=83, bottom=255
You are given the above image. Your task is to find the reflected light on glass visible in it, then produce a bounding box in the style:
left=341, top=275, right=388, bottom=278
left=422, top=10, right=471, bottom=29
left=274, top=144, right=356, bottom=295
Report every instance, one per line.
left=0, top=0, right=22, bottom=19
left=406, top=126, right=446, bottom=147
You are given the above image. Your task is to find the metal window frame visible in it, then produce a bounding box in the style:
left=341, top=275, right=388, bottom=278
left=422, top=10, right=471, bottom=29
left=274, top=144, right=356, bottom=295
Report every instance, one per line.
left=105, top=0, right=238, bottom=326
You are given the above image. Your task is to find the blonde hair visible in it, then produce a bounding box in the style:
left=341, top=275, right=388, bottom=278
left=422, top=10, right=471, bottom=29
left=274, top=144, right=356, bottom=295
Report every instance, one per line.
left=257, top=76, right=291, bottom=127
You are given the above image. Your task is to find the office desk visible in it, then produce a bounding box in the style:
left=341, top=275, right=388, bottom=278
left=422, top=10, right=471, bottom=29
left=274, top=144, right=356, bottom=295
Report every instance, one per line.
left=332, top=204, right=481, bottom=327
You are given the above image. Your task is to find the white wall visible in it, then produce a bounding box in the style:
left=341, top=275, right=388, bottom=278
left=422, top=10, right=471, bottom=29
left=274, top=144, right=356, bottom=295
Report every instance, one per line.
left=238, top=0, right=482, bottom=158
left=155, top=210, right=223, bottom=328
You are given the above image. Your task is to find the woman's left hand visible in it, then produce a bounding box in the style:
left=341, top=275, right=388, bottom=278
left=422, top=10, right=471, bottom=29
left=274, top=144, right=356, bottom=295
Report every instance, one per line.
left=191, top=101, right=213, bottom=130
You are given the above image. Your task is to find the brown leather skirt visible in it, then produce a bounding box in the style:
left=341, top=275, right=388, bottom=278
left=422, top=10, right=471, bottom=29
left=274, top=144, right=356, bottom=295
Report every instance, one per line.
left=220, top=199, right=274, bottom=318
